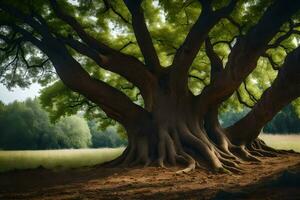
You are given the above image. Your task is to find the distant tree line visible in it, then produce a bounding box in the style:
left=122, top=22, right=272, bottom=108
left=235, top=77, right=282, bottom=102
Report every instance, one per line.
left=220, top=104, right=300, bottom=133
left=0, top=99, right=127, bottom=150
left=263, top=105, right=300, bottom=133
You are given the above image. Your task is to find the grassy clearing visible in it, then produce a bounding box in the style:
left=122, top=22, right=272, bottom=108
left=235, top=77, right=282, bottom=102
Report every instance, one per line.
left=0, top=148, right=124, bottom=173
left=260, top=134, right=300, bottom=152
left=0, top=134, right=299, bottom=173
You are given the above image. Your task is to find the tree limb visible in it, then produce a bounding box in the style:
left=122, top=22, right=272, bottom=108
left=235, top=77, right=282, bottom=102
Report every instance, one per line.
left=226, top=45, right=300, bottom=145
left=1, top=2, right=151, bottom=125
left=205, top=37, right=223, bottom=80
left=59, top=35, right=154, bottom=103
left=48, top=0, right=156, bottom=104
left=171, top=0, right=238, bottom=93
left=197, top=0, right=300, bottom=113
left=49, top=0, right=146, bottom=69
left=123, top=0, right=161, bottom=73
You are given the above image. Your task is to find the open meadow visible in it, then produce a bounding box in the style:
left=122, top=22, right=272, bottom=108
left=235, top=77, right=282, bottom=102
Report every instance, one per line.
left=1, top=143, right=300, bottom=200
left=260, top=134, right=300, bottom=152
left=0, top=134, right=299, bottom=173
left=0, top=148, right=124, bottom=173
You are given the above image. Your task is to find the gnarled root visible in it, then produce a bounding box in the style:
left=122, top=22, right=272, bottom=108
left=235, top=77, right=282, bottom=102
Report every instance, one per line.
left=99, top=125, right=290, bottom=174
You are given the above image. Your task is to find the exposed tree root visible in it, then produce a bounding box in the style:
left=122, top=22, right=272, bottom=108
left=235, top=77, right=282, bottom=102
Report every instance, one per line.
left=98, top=121, right=296, bottom=175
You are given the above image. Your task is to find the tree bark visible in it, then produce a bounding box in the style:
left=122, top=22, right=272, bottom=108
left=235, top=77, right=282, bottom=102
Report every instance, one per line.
left=197, top=0, right=300, bottom=112
left=226, top=46, right=300, bottom=145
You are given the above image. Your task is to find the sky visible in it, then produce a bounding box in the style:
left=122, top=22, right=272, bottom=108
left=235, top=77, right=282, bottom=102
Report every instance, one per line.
left=0, top=83, right=42, bottom=104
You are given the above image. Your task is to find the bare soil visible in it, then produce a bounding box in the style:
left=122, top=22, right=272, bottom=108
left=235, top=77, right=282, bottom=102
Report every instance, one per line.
left=1, top=154, right=300, bottom=200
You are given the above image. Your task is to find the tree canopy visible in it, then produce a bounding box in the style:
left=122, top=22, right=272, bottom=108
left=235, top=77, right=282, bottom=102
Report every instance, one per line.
left=1, top=0, right=300, bottom=125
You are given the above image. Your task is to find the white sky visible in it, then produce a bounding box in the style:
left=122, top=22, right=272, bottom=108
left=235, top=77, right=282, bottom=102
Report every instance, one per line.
left=0, top=83, right=42, bottom=104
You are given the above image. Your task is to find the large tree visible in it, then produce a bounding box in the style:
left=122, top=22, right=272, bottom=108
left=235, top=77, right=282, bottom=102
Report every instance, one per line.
left=1, top=0, right=300, bottom=173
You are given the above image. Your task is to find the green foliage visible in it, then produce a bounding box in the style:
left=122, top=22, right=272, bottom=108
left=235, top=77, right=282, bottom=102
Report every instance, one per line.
left=0, top=98, right=127, bottom=150
left=39, top=81, right=82, bottom=122
left=219, top=108, right=249, bottom=128
left=88, top=120, right=127, bottom=148
left=1, top=0, right=300, bottom=130
left=0, top=99, right=54, bottom=150
left=0, top=99, right=92, bottom=150
left=40, top=80, right=128, bottom=136
left=0, top=100, right=4, bottom=111
left=292, top=97, right=300, bottom=118
left=54, top=116, right=92, bottom=148
left=263, top=104, right=300, bottom=133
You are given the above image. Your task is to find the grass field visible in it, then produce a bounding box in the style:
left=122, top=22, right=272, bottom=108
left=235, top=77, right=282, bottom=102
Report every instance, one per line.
left=260, top=134, right=300, bottom=152
left=0, top=148, right=124, bottom=173
left=0, top=134, right=299, bottom=173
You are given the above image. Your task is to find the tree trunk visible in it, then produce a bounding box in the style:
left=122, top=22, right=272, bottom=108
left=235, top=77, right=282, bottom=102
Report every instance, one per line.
left=105, top=46, right=300, bottom=172
left=226, top=46, right=300, bottom=145
left=104, top=74, right=251, bottom=173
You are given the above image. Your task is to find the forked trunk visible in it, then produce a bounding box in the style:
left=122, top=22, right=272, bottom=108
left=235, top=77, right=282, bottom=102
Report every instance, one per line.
left=103, top=73, right=288, bottom=173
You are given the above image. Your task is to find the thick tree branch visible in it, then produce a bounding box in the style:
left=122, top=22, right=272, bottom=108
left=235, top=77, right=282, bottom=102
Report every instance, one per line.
left=226, top=46, right=300, bottom=145
left=41, top=39, right=150, bottom=125
left=1, top=3, right=151, bottom=125
left=123, top=0, right=161, bottom=73
left=171, top=0, right=237, bottom=93
left=205, top=38, right=223, bottom=80
left=60, top=36, right=154, bottom=108
left=197, top=0, right=300, bottom=114
left=49, top=0, right=149, bottom=74
left=48, top=0, right=156, bottom=108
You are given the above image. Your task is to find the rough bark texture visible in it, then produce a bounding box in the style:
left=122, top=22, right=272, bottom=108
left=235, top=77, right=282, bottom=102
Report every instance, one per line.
left=1, top=0, right=300, bottom=173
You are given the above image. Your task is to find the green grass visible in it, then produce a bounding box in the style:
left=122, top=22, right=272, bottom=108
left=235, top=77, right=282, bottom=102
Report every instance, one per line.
left=260, top=134, right=300, bottom=152
left=0, top=148, right=124, bottom=173
left=0, top=134, right=299, bottom=173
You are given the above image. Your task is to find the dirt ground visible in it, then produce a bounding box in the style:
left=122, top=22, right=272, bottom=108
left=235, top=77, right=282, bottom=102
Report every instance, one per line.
left=1, top=154, right=300, bottom=200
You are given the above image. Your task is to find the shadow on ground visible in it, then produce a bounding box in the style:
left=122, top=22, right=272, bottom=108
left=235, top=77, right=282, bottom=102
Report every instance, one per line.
left=0, top=154, right=300, bottom=200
